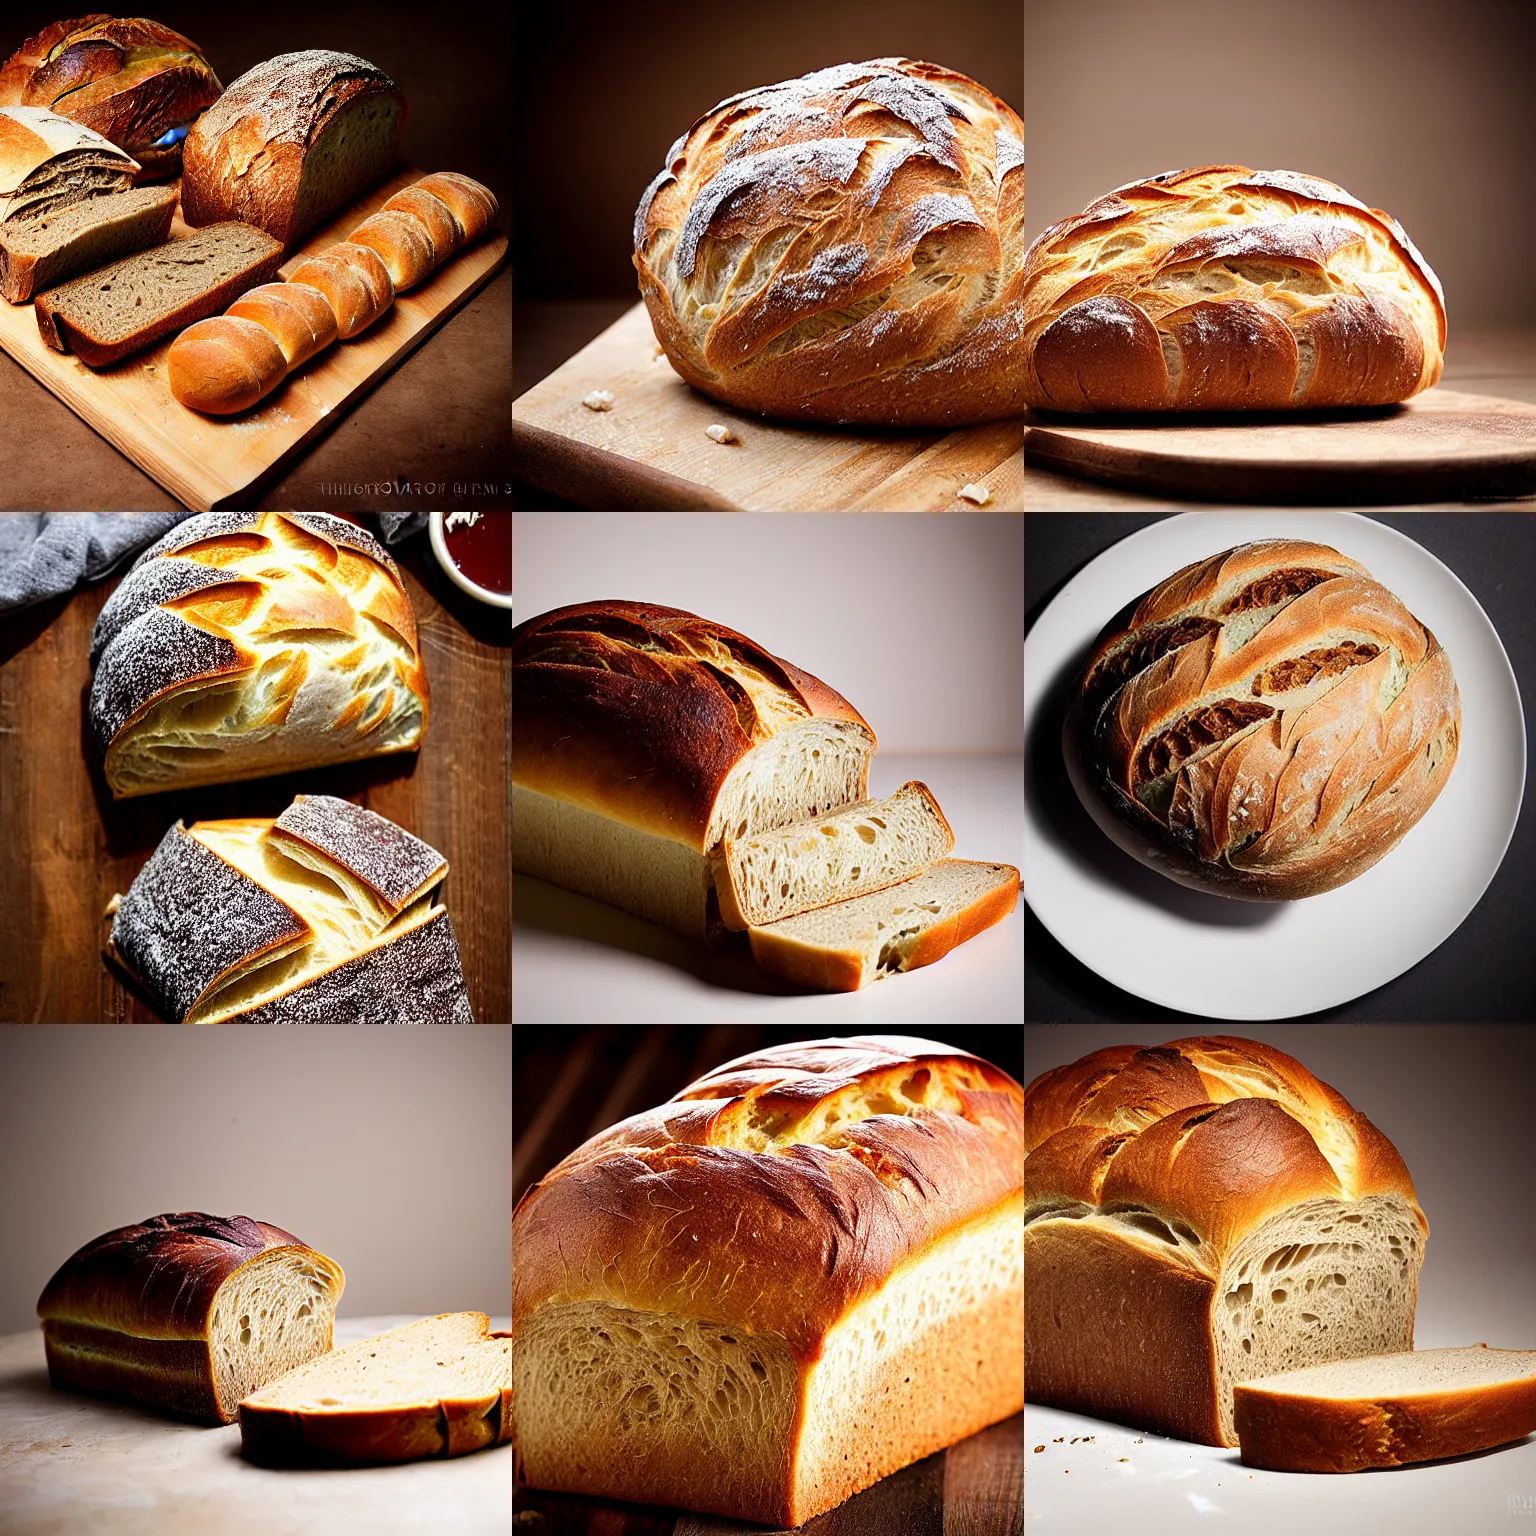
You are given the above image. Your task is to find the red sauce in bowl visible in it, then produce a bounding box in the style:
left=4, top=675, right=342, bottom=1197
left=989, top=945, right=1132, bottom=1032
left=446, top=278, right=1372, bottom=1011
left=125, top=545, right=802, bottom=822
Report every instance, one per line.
left=444, top=513, right=510, bottom=594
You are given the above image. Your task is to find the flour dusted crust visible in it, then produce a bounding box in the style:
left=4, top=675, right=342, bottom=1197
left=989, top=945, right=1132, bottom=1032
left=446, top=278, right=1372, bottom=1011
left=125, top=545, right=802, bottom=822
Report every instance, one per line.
left=633, top=58, right=1024, bottom=427
left=1023, top=165, right=1446, bottom=412
left=88, top=512, right=427, bottom=797
left=107, top=796, right=474, bottom=1024
left=1067, top=539, right=1460, bottom=900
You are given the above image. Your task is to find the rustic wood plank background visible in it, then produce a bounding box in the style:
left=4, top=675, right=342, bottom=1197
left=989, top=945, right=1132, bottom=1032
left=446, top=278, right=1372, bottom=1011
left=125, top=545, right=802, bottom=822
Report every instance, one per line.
left=0, top=516, right=510, bottom=1023
left=512, top=1026, right=1025, bottom=1535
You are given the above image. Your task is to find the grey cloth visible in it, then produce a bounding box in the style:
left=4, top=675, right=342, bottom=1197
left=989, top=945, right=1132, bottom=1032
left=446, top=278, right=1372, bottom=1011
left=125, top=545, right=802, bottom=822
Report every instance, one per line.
left=0, top=513, right=188, bottom=615
left=0, top=512, right=431, bottom=616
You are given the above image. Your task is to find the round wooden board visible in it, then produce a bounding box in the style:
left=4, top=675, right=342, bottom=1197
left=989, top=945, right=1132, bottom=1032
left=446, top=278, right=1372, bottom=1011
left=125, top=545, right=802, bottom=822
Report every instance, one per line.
left=1024, top=388, right=1536, bottom=504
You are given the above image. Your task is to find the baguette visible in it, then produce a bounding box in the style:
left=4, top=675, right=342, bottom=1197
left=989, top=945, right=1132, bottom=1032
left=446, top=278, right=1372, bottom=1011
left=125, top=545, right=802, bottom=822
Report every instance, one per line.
left=167, top=170, right=498, bottom=415
left=1233, top=1346, right=1536, bottom=1472
left=512, top=1035, right=1024, bottom=1524
left=747, top=857, right=1018, bottom=989
left=716, top=779, right=954, bottom=929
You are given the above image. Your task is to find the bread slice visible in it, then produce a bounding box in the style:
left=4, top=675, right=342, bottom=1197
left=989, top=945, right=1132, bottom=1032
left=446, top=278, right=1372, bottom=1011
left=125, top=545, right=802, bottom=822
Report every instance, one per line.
left=0, top=185, right=178, bottom=303
left=747, top=857, right=1019, bottom=990
left=34, top=221, right=284, bottom=366
left=716, top=780, right=955, bottom=930
left=1233, top=1346, right=1536, bottom=1472
left=240, top=1312, right=510, bottom=1465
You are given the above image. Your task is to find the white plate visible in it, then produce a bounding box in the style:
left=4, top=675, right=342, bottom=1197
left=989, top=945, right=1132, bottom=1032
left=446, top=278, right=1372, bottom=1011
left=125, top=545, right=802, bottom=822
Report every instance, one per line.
left=1024, top=512, right=1526, bottom=1019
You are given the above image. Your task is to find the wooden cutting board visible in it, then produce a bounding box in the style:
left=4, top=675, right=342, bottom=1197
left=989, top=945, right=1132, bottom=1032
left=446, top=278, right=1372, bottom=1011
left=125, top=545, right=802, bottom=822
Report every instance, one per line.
left=512, top=303, right=1023, bottom=511
left=0, top=167, right=508, bottom=511
left=0, top=1319, right=512, bottom=1536
left=1024, top=388, right=1536, bottom=504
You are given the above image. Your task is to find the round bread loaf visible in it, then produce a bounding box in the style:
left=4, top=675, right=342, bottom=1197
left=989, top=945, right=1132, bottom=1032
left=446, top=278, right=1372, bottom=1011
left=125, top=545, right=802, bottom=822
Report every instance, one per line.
left=633, top=57, right=1024, bottom=427
left=1065, top=539, right=1460, bottom=900
left=1023, top=166, right=1445, bottom=412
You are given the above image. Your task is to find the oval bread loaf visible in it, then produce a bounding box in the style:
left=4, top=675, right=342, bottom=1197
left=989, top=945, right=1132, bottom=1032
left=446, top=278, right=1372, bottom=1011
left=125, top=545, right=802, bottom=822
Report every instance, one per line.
left=228, top=282, right=339, bottom=367
left=286, top=241, right=393, bottom=339
left=381, top=184, right=464, bottom=256
left=1066, top=538, right=1460, bottom=899
left=348, top=209, right=435, bottom=290
left=412, top=171, right=497, bottom=242
left=166, top=315, right=286, bottom=414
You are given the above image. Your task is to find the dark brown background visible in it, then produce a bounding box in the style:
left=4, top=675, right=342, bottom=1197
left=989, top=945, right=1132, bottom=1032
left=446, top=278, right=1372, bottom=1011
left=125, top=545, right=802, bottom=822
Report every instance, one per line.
left=0, top=0, right=512, bottom=510
left=512, top=0, right=1025, bottom=475
left=1025, top=0, right=1536, bottom=329
left=512, top=1024, right=1025, bottom=1535
left=0, top=517, right=511, bottom=1023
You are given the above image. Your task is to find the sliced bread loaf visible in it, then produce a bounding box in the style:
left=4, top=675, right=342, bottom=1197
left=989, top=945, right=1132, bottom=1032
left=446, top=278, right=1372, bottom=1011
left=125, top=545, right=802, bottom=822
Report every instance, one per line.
left=716, top=780, right=955, bottom=929
left=1233, top=1346, right=1536, bottom=1472
left=0, top=186, right=178, bottom=303
left=239, top=1312, right=510, bottom=1465
left=747, top=857, right=1019, bottom=991
left=34, top=221, right=285, bottom=366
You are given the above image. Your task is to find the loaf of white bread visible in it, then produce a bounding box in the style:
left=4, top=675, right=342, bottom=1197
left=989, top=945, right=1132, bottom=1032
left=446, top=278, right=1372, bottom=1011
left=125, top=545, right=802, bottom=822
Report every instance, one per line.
left=89, top=512, right=428, bottom=795
left=513, top=1035, right=1024, bottom=1524
left=37, top=1212, right=344, bottom=1425
left=1025, top=1035, right=1428, bottom=1447
left=168, top=170, right=498, bottom=415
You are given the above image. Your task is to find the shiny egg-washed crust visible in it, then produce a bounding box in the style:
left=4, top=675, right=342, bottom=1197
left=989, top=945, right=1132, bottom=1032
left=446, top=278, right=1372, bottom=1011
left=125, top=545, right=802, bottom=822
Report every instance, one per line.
left=37, top=1212, right=344, bottom=1424
left=513, top=600, right=874, bottom=851
left=514, top=1036, right=1024, bottom=1522
left=634, top=58, right=1024, bottom=427
left=1067, top=539, right=1460, bottom=900
left=1022, top=166, right=1445, bottom=412
left=1025, top=1037, right=1427, bottom=1445
left=88, top=511, right=426, bottom=797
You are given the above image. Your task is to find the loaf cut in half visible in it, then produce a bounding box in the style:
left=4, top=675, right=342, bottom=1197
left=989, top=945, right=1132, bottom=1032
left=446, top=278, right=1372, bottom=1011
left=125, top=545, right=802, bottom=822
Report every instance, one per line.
left=34, top=221, right=285, bottom=365
left=716, top=779, right=954, bottom=929
left=0, top=184, right=178, bottom=303
left=514, top=600, right=876, bottom=944
left=514, top=1036, right=1024, bottom=1525
left=241, top=1312, right=510, bottom=1465
left=747, top=857, right=1018, bottom=990
left=89, top=512, right=428, bottom=797
left=1066, top=539, right=1460, bottom=900
left=37, top=1212, right=344, bottom=1425
left=1233, top=1345, right=1536, bottom=1472
left=107, top=793, right=474, bottom=1024
left=1025, top=1036, right=1429, bottom=1447
left=1023, top=165, right=1446, bottom=412
left=0, top=104, right=137, bottom=222
left=634, top=58, right=1024, bottom=427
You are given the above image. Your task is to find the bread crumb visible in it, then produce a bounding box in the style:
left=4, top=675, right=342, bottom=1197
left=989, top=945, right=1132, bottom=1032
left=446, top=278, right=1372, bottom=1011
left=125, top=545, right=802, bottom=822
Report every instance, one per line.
left=582, top=390, right=615, bottom=411
left=705, top=424, right=738, bottom=443
left=958, top=482, right=991, bottom=505
left=1118, top=1457, right=1130, bottom=1463
left=1034, top=1445, right=1045, bottom=1453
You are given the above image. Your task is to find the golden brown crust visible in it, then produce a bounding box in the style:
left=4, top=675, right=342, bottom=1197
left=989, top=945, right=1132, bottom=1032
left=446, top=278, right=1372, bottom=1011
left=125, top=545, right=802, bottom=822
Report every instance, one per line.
left=512, top=600, right=873, bottom=851
left=634, top=58, right=1024, bottom=427
left=1023, top=165, right=1445, bottom=412
left=1067, top=540, right=1460, bottom=900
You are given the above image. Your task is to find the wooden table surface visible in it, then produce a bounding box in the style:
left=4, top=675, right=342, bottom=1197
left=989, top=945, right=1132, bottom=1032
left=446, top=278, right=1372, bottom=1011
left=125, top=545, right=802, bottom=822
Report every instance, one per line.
left=1025, top=331, right=1536, bottom=508
left=0, top=1317, right=513, bottom=1536
left=0, top=520, right=510, bottom=1023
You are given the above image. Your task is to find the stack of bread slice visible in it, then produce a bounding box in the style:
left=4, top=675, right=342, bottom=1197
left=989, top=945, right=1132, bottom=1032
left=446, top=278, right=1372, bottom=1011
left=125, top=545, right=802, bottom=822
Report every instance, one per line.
left=714, top=779, right=1018, bottom=991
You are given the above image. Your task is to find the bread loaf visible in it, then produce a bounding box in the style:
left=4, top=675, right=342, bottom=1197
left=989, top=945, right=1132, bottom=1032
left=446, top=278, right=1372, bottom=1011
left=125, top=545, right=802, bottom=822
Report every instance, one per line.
left=747, top=857, right=1019, bottom=989
left=241, top=1312, right=510, bottom=1465
left=1233, top=1346, right=1536, bottom=1472
left=1066, top=539, right=1460, bottom=900
left=716, top=779, right=955, bottom=929
left=512, top=600, right=876, bottom=943
left=0, top=16, right=221, bottom=179
left=0, top=182, right=175, bottom=302
left=0, top=103, right=136, bottom=221
left=513, top=1035, right=1024, bottom=1524
left=107, top=793, right=475, bottom=1024
left=89, top=512, right=428, bottom=795
left=1023, top=166, right=1446, bottom=412
left=37, top=1212, right=343, bottom=1424
left=180, top=51, right=406, bottom=247
left=167, top=170, right=497, bottom=415
left=1024, top=1035, right=1428, bottom=1447
left=633, top=58, right=1024, bottom=426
